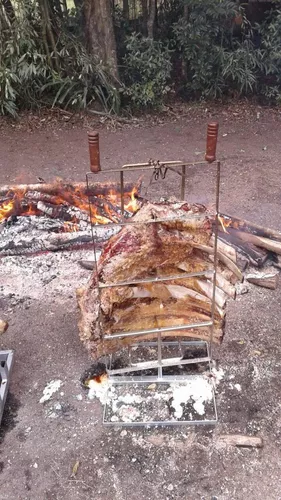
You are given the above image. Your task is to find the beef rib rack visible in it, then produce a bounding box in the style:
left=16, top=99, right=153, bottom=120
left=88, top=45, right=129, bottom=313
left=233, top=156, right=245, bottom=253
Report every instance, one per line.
left=77, top=201, right=225, bottom=360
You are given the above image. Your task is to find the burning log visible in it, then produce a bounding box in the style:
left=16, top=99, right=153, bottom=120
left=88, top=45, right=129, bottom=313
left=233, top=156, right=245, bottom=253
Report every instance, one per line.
left=220, top=214, right=281, bottom=242
left=37, top=201, right=90, bottom=224
left=25, top=191, right=69, bottom=206
left=0, top=180, right=141, bottom=202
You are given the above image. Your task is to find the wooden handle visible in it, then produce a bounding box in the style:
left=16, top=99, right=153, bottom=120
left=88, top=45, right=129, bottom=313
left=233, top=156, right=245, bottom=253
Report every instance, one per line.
left=205, top=122, right=219, bottom=163
left=88, top=131, right=101, bottom=173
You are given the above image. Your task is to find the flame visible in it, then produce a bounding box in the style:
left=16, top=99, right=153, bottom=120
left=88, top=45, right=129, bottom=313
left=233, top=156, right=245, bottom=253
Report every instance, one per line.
left=218, top=215, right=232, bottom=234
left=125, top=186, right=139, bottom=213
left=0, top=183, right=140, bottom=231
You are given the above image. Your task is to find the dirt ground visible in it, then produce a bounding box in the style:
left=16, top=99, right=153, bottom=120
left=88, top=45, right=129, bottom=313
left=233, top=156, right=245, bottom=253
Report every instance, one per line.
left=0, top=104, right=281, bottom=500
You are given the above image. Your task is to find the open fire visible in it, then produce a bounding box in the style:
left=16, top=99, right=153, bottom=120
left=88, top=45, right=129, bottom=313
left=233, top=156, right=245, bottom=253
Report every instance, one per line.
left=0, top=180, right=140, bottom=229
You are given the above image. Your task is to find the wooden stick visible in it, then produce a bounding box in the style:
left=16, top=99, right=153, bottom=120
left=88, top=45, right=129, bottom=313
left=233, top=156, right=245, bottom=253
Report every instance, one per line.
left=218, top=434, right=263, bottom=448
left=246, top=272, right=279, bottom=290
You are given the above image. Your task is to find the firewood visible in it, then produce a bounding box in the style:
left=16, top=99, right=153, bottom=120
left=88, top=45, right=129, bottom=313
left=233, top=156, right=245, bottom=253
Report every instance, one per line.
left=25, top=191, right=69, bottom=206
left=218, top=230, right=268, bottom=268
left=215, top=273, right=236, bottom=299
left=192, top=243, right=243, bottom=281
left=0, top=180, right=141, bottom=198
left=220, top=213, right=281, bottom=242
left=0, top=319, right=8, bottom=334
left=273, top=255, right=281, bottom=270
left=246, top=271, right=279, bottom=289
left=210, top=234, right=237, bottom=263
left=37, top=201, right=90, bottom=223
left=231, top=229, right=281, bottom=255
left=218, top=434, right=263, bottom=448
left=196, top=279, right=227, bottom=309
left=0, top=226, right=119, bottom=256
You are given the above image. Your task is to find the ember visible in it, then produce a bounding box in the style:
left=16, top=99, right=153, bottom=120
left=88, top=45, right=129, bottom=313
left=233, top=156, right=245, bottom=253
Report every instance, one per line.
left=0, top=179, right=141, bottom=256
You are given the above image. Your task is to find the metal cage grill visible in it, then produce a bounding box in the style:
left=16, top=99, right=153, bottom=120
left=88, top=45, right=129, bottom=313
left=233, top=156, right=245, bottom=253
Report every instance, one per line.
left=86, top=157, right=221, bottom=426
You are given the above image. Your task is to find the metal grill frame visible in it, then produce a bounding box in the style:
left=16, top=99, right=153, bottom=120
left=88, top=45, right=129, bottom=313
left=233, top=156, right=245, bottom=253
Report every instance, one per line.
left=86, top=159, right=221, bottom=426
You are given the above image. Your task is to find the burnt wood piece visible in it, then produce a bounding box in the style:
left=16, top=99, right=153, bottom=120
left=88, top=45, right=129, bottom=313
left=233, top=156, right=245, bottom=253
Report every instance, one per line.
left=218, top=435, right=263, bottom=448
left=246, top=272, right=279, bottom=290
left=37, top=201, right=90, bottom=223
left=25, top=191, right=70, bottom=206
left=88, top=196, right=132, bottom=221
left=0, top=198, right=39, bottom=219
left=0, top=226, right=120, bottom=257
left=218, top=229, right=268, bottom=267
left=220, top=213, right=281, bottom=242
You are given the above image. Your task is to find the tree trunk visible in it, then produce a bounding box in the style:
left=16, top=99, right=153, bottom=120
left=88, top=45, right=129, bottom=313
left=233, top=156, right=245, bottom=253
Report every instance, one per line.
left=84, top=0, right=119, bottom=81
left=182, top=2, right=189, bottom=79
left=141, top=0, right=148, bottom=35
left=123, top=0, right=129, bottom=19
left=147, top=0, right=156, bottom=38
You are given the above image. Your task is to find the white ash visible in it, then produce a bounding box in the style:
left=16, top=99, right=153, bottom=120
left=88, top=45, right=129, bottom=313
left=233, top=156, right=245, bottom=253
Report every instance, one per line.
left=39, top=379, right=62, bottom=403
left=169, top=376, right=214, bottom=418
left=0, top=246, right=100, bottom=305
left=87, top=375, right=109, bottom=405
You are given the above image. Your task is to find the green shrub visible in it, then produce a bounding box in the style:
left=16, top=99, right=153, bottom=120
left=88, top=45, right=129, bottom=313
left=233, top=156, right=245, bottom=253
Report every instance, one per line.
left=257, top=9, right=281, bottom=102
left=172, top=0, right=263, bottom=98
left=122, top=33, right=172, bottom=109
left=0, top=1, right=120, bottom=116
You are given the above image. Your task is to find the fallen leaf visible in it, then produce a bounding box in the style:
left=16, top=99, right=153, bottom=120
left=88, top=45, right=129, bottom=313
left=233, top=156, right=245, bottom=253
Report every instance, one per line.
left=71, top=461, right=80, bottom=478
